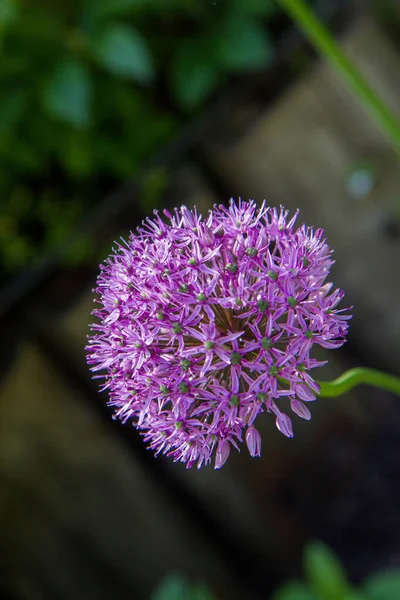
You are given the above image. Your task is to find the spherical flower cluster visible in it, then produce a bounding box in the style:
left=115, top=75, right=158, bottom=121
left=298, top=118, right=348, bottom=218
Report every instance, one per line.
left=86, top=200, right=350, bottom=469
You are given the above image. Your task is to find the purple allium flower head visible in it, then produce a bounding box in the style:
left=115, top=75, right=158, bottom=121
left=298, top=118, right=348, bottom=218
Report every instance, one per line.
left=86, top=200, right=351, bottom=469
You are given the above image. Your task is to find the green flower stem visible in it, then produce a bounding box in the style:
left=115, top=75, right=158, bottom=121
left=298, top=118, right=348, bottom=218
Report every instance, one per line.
left=317, top=367, right=400, bottom=397
left=277, top=0, right=400, bottom=155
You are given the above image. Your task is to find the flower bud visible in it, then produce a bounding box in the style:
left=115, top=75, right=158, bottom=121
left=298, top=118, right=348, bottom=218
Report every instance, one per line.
left=245, top=426, right=262, bottom=457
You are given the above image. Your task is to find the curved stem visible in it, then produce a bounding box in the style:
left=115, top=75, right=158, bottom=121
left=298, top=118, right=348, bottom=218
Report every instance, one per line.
left=277, top=0, right=400, bottom=155
left=317, top=368, right=400, bottom=398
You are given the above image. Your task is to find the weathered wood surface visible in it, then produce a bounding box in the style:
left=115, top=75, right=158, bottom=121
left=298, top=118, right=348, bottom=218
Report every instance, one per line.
left=1, top=13, right=400, bottom=600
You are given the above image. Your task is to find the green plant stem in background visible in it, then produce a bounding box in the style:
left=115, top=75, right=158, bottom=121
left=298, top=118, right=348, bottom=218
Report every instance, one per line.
left=317, top=367, right=400, bottom=397
left=277, top=0, right=400, bottom=155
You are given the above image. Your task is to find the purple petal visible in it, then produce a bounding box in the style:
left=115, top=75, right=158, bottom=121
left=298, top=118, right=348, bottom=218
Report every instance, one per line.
left=245, top=426, right=262, bottom=457
left=215, top=439, right=231, bottom=469
left=290, top=399, right=312, bottom=420
left=276, top=413, right=294, bottom=438
left=295, top=383, right=317, bottom=402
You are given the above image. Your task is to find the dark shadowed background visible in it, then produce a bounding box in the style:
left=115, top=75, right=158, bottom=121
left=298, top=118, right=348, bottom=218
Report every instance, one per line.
left=1, top=0, right=400, bottom=599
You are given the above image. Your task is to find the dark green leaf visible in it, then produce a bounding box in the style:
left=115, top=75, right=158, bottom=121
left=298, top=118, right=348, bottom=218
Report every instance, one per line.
left=271, top=581, right=320, bottom=600
left=363, top=571, right=400, bottom=600
left=305, top=541, right=353, bottom=600
left=93, top=25, right=154, bottom=83
left=215, top=16, right=274, bottom=72
left=171, top=49, right=219, bottom=109
left=43, top=60, right=92, bottom=128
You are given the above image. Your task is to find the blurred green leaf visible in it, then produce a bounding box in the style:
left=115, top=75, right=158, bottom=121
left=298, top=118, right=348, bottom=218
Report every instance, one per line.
left=171, top=48, right=219, bottom=109
left=189, top=582, right=217, bottom=600
left=345, top=593, right=370, bottom=600
left=93, top=25, right=154, bottom=83
left=0, top=0, right=284, bottom=284
left=271, top=581, right=320, bottom=600
left=363, top=571, right=400, bottom=600
left=151, top=574, right=190, bottom=600
left=0, top=90, right=27, bottom=133
left=87, top=0, right=151, bottom=18
left=57, top=131, right=94, bottom=178
left=215, top=16, right=273, bottom=71
left=305, top=542, right=353, bottom=600
left=150, top=575, right=217, bottom=600
left=0, top=0, right=18, bottom=26
left=0, top=135, right=46, bottom=172
left=231, top=0, right=278, bottom=16
left=43, top=60, right=92, bottom=127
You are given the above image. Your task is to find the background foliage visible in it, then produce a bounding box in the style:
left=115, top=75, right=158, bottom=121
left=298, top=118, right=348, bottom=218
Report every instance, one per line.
left=151, top=543, right=400, bottom=600
left=0, top=0, right=278, bottom=284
